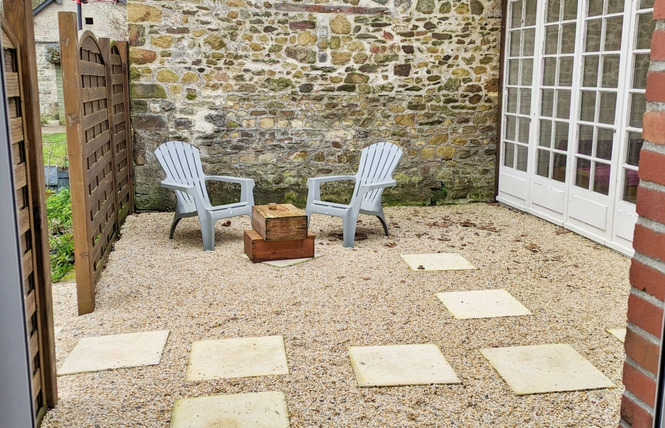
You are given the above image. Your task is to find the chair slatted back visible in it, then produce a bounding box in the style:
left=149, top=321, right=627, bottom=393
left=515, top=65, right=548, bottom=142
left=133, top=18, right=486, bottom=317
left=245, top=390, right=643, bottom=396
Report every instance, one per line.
left=155, top=141, right=210, bottom=212
left=353, top=142, right=403, bottom=203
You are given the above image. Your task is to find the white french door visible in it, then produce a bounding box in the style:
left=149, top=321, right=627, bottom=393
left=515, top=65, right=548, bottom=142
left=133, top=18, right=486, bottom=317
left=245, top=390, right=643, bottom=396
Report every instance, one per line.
left=498, top=0, right=654, bottom=256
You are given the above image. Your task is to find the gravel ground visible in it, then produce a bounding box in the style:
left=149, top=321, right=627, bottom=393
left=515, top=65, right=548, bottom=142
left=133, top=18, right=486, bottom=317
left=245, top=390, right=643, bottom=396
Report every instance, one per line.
left=42, top=203, right=630, bottom=427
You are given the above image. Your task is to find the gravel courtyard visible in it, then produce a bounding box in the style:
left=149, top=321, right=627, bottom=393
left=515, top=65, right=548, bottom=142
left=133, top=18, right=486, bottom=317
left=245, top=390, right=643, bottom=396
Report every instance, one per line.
left=42, top=203, right=630, bottom=427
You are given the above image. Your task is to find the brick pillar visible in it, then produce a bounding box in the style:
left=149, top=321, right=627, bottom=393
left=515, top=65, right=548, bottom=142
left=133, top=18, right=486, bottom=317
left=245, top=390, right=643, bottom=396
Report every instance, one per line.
left=621, top=1, right=665, bottom=426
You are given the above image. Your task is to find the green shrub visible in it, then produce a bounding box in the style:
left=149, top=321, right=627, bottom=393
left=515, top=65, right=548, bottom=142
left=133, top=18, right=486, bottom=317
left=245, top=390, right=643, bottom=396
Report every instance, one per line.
left=46, top=187, right=74, bottom=282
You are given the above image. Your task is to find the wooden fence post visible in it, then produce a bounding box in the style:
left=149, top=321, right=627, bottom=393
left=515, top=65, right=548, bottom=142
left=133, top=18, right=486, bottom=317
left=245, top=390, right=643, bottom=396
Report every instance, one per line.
left=58, top=12, right=95, bottom=315
left=117, top=41, right=134, bottom=214
left=3, top=0, right=57, bottom=408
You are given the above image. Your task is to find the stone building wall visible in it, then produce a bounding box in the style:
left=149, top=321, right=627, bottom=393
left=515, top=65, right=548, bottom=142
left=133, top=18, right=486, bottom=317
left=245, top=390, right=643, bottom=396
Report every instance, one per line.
left=33, top=0, right=127, bottom=121
left=128, top=0, right=501, bottom=209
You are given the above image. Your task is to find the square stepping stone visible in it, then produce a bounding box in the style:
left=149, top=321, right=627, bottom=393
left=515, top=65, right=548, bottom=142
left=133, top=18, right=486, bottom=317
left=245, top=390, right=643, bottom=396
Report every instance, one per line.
left=171, top=391, right=289, bottom=428
left=480, top=344, right=615, bottom=395
left=607, top=328, right=626, bottom=343
left=58, top=330, right=169, bottom=376
left=401, top=253, right=476, bottom=271
left=435, top=289, right=531, bottom=319
left=348, top=344, right=461, bottom=387
left=186, top=335, right=288, bottom=381
left=263, top=253, right=322, bottom=267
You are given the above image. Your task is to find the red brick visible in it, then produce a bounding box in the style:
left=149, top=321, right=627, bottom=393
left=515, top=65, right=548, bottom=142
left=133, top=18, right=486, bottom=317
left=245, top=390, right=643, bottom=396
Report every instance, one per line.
left=652, top=31, right=665, bottom=61
left=623, top=362, right=657, bottom=407
left=633, top=224, right=665, bottom=266
left=625, top=328, right=660, bottom=375
left=639, top=150, right=665, bottom=185
left=627, top=291, right=663, bottom=339
left=646, top=72, right=665, bottom=103
left=656, top=0, right=665, bottom=20
left=631, top=260, right=665, bottom=301
left=643, top=112, right=665, bottom=145
left=621, top=394, right=653, bottom=428
left=636, top=186, right=665, bottom=224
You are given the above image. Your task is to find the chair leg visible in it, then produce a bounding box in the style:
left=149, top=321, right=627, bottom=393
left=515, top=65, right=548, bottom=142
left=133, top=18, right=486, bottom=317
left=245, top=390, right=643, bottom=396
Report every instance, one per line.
left=200, top=216, right=215, bottom=251
left=376, top=214, right=389, bottom=236
left=169, top=214, right=183, bottom=239
left=343, top=215, right=357, bottom=249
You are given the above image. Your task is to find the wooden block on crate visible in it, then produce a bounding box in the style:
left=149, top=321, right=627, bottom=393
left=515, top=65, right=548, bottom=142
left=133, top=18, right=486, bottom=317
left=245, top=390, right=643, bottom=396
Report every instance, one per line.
left=252, top=203, right=307, bottom=241
left=244, top=229, right=314, bottom=263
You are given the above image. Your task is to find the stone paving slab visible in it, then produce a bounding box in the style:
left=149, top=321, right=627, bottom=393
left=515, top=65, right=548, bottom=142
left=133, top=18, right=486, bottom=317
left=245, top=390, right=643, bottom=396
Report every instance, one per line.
left=349, top=344, right=461, bottom=387
left=170, top=391, right=290, bottom=428
left=58, top=330, right=169, bottom=376
left=401, top=253, right=476, bottom=271
left=480, top=344, right=615, bottom=395
left=607, top=328, right=626, bottom=343
left=186, top=335, right=288, bottom=381
left=435, top=289, right=531, bottom=319
left=263, top=253, right=322, bottom=267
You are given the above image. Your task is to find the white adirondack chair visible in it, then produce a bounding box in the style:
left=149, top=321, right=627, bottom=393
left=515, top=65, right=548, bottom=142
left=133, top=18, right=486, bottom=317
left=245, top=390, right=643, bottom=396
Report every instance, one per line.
left=306, top=142, right=403, bottom=248
left=155, top=141, right=255, bottom=251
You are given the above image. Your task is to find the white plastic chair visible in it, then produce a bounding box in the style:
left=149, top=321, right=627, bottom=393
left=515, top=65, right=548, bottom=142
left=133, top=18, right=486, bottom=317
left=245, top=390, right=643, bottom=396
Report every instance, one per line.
left=306, top=142, right=403, bottom=248
left=155, top=141, right=255, bottom=251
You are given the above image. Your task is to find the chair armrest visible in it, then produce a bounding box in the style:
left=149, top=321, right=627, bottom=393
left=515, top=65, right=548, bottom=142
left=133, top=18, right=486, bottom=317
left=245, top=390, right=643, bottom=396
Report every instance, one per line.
left=205, top=175, right=255, bottom=186
left=307, top=175, right=356, bottom=205
left=205, top=176, right=255, bottom=206
left=358, top=180, right=397, bottom=193
left=161, top=180, right=196, bottom=194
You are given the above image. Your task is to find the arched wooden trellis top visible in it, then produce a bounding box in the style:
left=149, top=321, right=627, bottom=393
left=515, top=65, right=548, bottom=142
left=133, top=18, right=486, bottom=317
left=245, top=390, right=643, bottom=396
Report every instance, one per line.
left=59, top=11, right=133, bottom=315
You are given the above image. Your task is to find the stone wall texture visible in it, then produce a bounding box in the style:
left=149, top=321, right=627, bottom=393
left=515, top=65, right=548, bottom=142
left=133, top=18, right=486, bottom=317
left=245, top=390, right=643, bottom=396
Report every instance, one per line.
left=128, top=0, right=501, bottom=209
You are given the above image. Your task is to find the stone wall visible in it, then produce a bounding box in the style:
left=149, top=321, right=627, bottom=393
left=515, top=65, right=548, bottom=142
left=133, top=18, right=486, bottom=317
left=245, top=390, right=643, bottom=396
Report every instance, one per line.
left=128, top=0, right=501, bottom=209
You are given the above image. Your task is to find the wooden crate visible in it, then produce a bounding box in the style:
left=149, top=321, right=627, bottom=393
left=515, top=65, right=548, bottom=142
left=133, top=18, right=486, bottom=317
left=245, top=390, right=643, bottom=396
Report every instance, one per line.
left=244, top=229, right=314, bottom=263
left=252, top=203, right=307, bottom=241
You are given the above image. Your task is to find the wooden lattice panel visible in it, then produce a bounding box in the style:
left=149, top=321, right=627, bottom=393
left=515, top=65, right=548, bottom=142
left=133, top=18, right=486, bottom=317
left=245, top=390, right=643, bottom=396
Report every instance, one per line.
left=79, top=33, right=118, bottom=282
left=2, top=23, right=47, bottom=423
left=109, top=43, right=132, bottom=223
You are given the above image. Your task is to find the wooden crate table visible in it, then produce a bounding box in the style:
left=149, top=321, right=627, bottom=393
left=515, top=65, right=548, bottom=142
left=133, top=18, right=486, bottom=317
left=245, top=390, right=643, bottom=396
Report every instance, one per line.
left=245, top=203, right=314, bottom=263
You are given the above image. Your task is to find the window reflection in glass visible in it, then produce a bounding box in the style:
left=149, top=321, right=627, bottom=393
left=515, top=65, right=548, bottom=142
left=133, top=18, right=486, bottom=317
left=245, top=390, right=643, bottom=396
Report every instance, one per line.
left=604, top=17, right=623, bottom=51
left=559, top=57, right=573, bottom=86
left=540, top=120, right=553, bottom=147
left=576, top=158, right=591, bottom=189
left=630, top=93, right=646, bottom=128
left=580, top=91, right=596, bottom=122
left=596, top=128, right=614, bottom=160
left=583, top=55, right=599, bottom=87
left=623, top=169, right=639, bottom=203
left=599, top=92, right=617, bottom=124
left=553, top=153, right=567, bottom=182
left=557, top=90, right=571, bottom=119
left=517, top=145, right=529, bottom=171
left=578, top=125, right=594, bottom=155
left=504, top=142, right=515, bottom=167
left=601, top=55, right=620, bottom=88
left=593, top=162, right=611, bottom=195
left=537, top=149, right=550, bottom=177
left=627, top=132, right=643, bottom=166
left=637, top=13, right=654, bottom=49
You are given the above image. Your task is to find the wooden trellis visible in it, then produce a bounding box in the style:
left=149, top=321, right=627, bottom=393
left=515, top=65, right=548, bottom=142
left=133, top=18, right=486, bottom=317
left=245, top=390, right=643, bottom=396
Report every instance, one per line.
left=2, top=2, right=58, bottom=421
left=59, top=12, right=133, bottom=315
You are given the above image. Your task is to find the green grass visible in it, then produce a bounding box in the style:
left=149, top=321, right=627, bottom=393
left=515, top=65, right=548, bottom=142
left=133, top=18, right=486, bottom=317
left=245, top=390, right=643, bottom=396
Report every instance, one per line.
left=42, top=132, right=68, bottom=168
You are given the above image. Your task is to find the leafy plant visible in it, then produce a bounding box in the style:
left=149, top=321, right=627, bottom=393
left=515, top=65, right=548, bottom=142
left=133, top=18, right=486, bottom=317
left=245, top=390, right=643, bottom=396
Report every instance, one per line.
left=42, top=132, right=68, bottom=168
left=46, top=187, right=74, bottom=282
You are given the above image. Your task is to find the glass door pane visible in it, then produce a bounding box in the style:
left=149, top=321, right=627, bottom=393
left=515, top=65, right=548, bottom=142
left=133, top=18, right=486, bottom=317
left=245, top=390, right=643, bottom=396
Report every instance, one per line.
left=573, top=0, right=623, bottom=195
left=502, top=0, right=537, bottom=173
left=535, top=0, right=576, bottom=182
left=621, top=7, right=653, bottom=203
